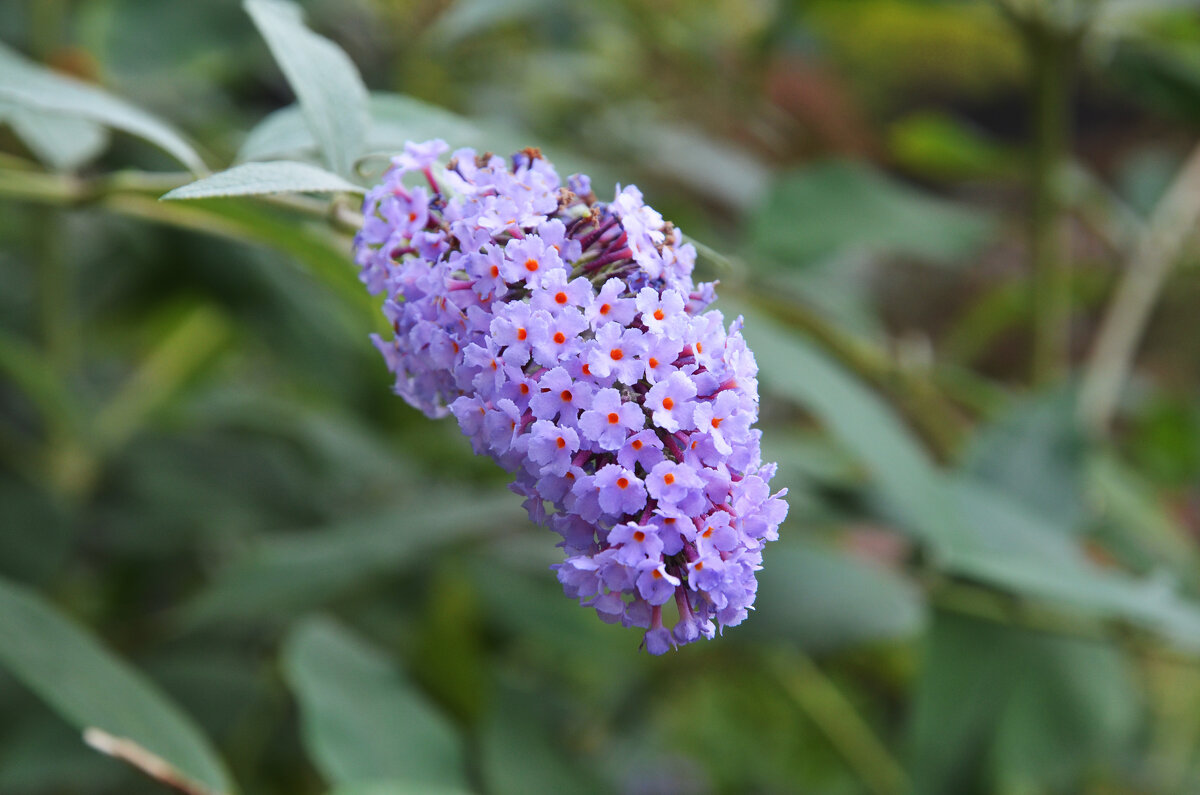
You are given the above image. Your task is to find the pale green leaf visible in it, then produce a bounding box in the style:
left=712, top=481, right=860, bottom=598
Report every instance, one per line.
left=180, top=492, right=523, bottom=627
left=283, top=617, right=468, bottom=789
left=244, top=0, right=368, bottom=176
left=737, top=304, right=968, bottom=554
left=0, top=577, right=234, bottom=794
left=747, top=539, right=926, bottom=650
left=238, top=93, right=489, bottom=164
left=750, top=160, right=993, bottom=267
left=0, top=100, right=109, bottom=171
left=0, top=41, right=204, bottom=173
left=162, top=160, right=364, bottom=200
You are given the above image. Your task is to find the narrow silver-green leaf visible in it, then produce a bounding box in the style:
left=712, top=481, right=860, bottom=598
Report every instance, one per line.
left=237, top=93, right=488, bottom=164
left=738, top=304, right=968, bottom=554
left=180, top=492, right=522, bottom=627
left=244, top=0, right=368, bottom=176
left=162, top=160, right=364, bottom=200
left=747, top=538, right=926, bottom=650
left=0, top=41, right=204, bottom=173
left=0, top=100, right=109, bottom=171
left=283, top=617, right=468, bottom=789
left=0, top=576, right=234, bottom=794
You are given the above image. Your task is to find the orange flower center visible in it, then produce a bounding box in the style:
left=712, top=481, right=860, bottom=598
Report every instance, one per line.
left=560, top=390, right=573, bottom=401
left=616, top=477, right=629, bottom=489
left=662, top=397, right=674, bottom=410
left=610, top=348, right=623, bottom=361
left=524, top=258, right=539, bottom=272
left=633, top=530, right=646, bottom=542
left=648, top=357, right=659, bottom=369
left=516, top=328, right=527, bottom=341
left=599, top=303, right=611, bottom=315
left=631, top=439, right=643, bottom=451
left=556, top=437, right=566, bottom=449
left=653, top=309, right=664, bottom=321
left=663, top=473, right=675, bottom=485
left=553, top=331, right=566, bottom=344
left=555, top=291, right=568, bottom=304
left=607, top=412, right=620, bottom=424
left=711, top=417, right=722, bottom=429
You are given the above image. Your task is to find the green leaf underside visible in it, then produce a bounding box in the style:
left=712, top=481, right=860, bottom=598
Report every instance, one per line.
left=244, top=0, right=368, bottom=177
left=747, top=539, right=926, bottom=650
left=237, top=93, right=492, bottom=165
left=0, top=100, right=110, bottom=171
left=282, top=617, right=468, bottom=789
left=741, top=305, right=1200, bottom=648
left=0, top=41, right=204, bottom=173
left=750, top=159, right=994, bottom=267
left=0, top=577, right=234, bottom=794
left=162, top=160, right=364, bottom=200
left=180, top=492, right=523, bottom=626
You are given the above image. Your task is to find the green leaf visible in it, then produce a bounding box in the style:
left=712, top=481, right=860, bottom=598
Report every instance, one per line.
left=0, top=100, right=109, bottom=171
left=0, top=577, right=234, bottom=794
left=180, top=492, right=523, bottom=627
left=741, top=303, right=1200, bottom=647
left=282, top=617, right=468, bottom=789
left=238, top=93, right=492, bottom=164
left=961, top=388, right=1088, bottom=531
left=592, top=110, right=769, bottom=209
left=479, top=679, right=606, bottom=795
left=746, top=538, right=926, bottom=651
left=162, top=160, right=364, bottom=200
left=427, top=0, right=559, bottom=46
left=328, top=784, right=473, bottom=795
left=738, top=305, right=967, bottom=553
left=887, top=111, right=1013, bottom=180
left=944, top=478, right=1200, bottom=650
left=749, top=160, right=993, bottom=267
left=908, top=611, right=1138, bottom=794
left=244, top=0, right=369, bottom=176
left=0, top=41, right=204, bottom=173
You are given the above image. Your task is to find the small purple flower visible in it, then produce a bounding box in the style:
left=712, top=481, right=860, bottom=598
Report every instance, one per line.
left=593, top=464, right=647, bottom=517
left=616, top=429, right=665, bottom=471
left=586, top=278, right=637, bottom=329
left=636, top=559, right=680, bottom=605
left=502, top=236, right=563, bottom=287
left=526, top=420, right=579, bottom=476
left=693, top=390, right=752, bottom=456
left=529, top=366, right=595, bottom=423
left=607, top=521, right=664, bottom=565
left=645, top=371, right=698, bottom=433
left=587, top=323, right=646, bottom=383
left=578, top=388, right=644, bottom=450
left=645, top=460, right=705, bottom=513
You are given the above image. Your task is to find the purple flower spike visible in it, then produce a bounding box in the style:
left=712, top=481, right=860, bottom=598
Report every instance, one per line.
left=356, top=141, right=788, bottom=653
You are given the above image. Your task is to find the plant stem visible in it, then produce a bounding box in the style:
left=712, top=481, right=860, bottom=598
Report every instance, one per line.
left=1026, top=23, right=1077, bottom=386
left=1079, top=142, right=1200, bottom=434
left=769, top=650, right=909, bottom=795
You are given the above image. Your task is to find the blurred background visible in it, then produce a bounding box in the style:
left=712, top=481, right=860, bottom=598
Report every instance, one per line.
left=3, top=0, right=1200, bottom=793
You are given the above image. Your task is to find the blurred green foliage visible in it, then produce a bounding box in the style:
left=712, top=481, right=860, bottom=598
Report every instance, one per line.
left=4, top=0, right=1200, bottom=793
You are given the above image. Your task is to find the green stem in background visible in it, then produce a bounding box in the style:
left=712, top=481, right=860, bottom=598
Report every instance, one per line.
left=1079, top=142, right=1200, bottom=434
left=1025, top=22, right=1078, bottom=386
left=92, top=305, right=232, bottom=456
left=35, top=209, right=72, bottom=386
left=769, top=650, right=909, bottom=795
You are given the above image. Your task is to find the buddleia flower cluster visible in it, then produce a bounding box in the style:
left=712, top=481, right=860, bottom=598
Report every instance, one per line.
left=354, top=140, right=788, bottom=653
